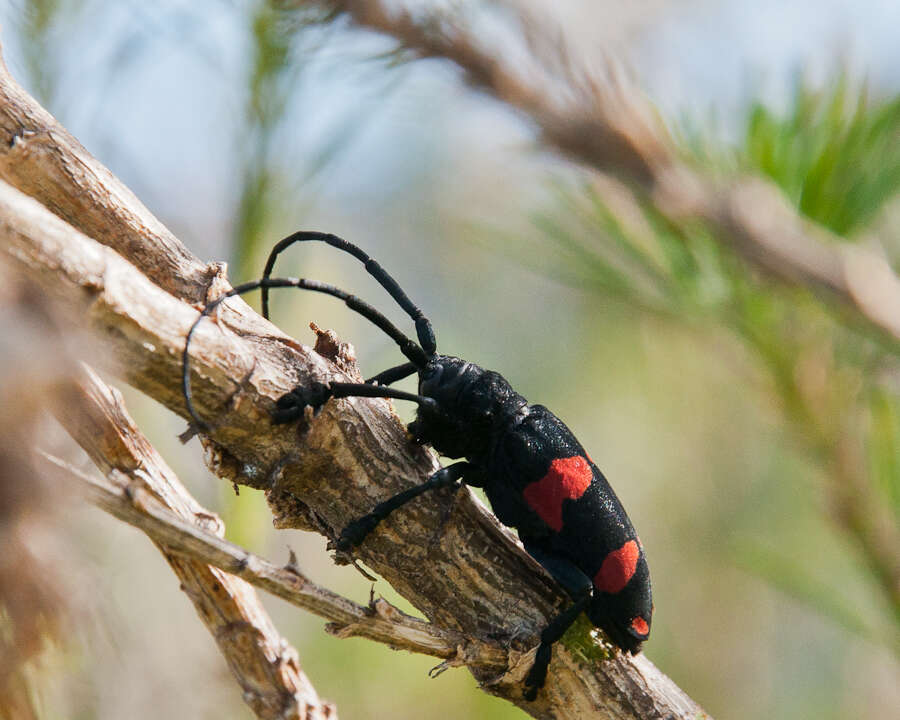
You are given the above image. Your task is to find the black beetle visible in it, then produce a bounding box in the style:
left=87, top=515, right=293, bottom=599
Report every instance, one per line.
left=182, top=231, right=652, bottom=698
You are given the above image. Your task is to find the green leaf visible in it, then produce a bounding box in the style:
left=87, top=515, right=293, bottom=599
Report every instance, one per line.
left=743, top=78, right=900, bottom=236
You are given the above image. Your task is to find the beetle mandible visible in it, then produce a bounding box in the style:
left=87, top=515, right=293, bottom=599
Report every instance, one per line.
left=182, top=231, right=652, bottom=699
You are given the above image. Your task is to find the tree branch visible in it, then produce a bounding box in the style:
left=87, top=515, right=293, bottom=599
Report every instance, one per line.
left=41, top=448, right=506, bottom=669
left=50, top=366, right=335, bottom=720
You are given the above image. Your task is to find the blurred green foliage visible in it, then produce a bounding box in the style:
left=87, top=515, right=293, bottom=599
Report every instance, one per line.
left=232, top=2, right=298, bottom=279
left=745, top=79, right=900, bottom=237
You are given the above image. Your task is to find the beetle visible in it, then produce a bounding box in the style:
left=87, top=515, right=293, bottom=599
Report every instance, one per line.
left=182, top=231, right=652, bottom=699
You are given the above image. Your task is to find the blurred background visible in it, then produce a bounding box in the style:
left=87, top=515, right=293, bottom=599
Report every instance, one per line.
left=1, top=1, right=898, bottom=718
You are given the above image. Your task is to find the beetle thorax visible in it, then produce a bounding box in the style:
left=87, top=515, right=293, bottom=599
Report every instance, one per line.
left=413, top=355, right=527, bottom=460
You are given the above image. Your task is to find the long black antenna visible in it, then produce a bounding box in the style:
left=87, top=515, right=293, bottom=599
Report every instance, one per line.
left=182, top=277, right=428, bottom=431
left=261, top=231, right=437, bottom=356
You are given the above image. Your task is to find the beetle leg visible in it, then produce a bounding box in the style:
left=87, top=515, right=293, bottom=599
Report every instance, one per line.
left=520, top=541, right=594, bottom=701
left=335, top=461, right=475, bottom=552
left=365, top=362, right=418, bottom=386
left=271, top=380, right=438, bottom=424
left=271, top=381, right=332, bottom=424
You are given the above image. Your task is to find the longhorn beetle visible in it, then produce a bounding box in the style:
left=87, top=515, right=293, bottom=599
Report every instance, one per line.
left=182, top=231, right=652, bottom=699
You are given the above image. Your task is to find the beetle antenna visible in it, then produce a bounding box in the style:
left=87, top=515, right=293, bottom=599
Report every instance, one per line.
left=261, top=231, right=437, bottom=356
left=183, top=277, right=428, bottom=431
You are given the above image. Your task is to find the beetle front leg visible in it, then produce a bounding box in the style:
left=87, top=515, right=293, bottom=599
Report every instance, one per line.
left=271, top=381, right=333, bottom=424
left=272, top=380, right=437, bottom=425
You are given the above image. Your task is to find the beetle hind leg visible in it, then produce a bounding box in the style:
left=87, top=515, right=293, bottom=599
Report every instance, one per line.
left=335, top=461, right=475, bottom=552
left=520, top=541, right=594, bottom=700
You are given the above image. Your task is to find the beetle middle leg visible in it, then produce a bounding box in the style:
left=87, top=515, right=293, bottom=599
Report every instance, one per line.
left=335, top=461, right=477, bottom=552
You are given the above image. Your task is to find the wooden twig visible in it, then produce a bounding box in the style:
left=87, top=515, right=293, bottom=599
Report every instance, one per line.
left=50, top=367, right=335, bottom=720
left=41, top=447, right=506, bottom=668
left=0, top=260, right=75, bottom=720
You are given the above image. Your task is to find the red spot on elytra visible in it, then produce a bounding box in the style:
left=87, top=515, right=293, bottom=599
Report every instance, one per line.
left=594, top=540, right=639, bottom=593
left=523, top=455, right=593, bottom=531
left=630, top=616, right=649, bottom=636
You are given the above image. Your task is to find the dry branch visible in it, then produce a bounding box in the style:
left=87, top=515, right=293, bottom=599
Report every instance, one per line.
left=52, top=367, right=335, bottom=720
left=0, top=261, right=76, bottom=720
left=41, top=451, right=507, bottom=668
